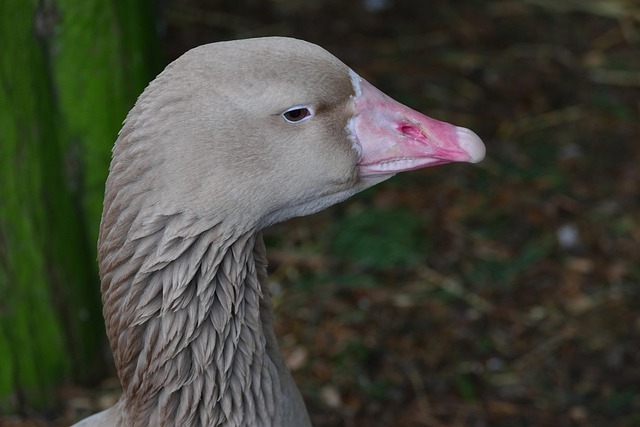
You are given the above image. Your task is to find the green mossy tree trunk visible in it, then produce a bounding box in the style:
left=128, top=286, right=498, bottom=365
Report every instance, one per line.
left=0, top=0, right=159, bottom=413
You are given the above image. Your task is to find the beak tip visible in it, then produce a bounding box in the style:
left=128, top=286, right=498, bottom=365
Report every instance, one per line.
left=456, top=127, right=486, bottom=163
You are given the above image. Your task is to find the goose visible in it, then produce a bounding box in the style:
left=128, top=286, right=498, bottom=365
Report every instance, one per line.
left=73, top=36, right=485, bottom=427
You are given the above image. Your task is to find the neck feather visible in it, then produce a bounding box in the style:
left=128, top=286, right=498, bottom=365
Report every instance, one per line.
left=100, top=213, right=293, bottom=426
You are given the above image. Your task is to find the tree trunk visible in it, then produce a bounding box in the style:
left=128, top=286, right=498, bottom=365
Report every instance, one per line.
left=0, top=0, right=159, bottom=413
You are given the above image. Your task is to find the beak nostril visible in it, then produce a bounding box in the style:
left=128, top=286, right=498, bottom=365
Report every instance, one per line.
left=399, top=123, right=425, bottom=141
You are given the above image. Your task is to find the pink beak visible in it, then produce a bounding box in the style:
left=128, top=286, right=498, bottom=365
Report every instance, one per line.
left=350, top=75, right=486, bottom=177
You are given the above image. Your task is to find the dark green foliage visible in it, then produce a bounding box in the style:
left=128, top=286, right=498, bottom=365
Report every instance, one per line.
left=0, top=0, right=159, bottom=413
left=330, top=207, right=427, bottom=270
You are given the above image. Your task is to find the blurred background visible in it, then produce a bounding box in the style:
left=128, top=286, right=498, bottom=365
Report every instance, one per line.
left=1, top=0, right=639, bottom=426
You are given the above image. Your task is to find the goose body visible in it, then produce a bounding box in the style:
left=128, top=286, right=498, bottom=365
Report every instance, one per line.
left=74, top=37, right=484, bottom=426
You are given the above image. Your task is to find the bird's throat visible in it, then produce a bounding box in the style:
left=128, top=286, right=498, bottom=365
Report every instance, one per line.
left=103, top=225, right=303, bottom=426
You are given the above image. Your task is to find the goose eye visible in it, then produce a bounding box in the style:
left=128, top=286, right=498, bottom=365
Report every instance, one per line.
left=282, top=106, right=312, bottom=123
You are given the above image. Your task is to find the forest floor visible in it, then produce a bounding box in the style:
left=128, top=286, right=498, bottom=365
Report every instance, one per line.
left=4, top=0, right=640, bottom=426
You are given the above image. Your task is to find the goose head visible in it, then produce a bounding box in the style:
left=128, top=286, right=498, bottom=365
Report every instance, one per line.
left=106, top=37, right=484, bottom=238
